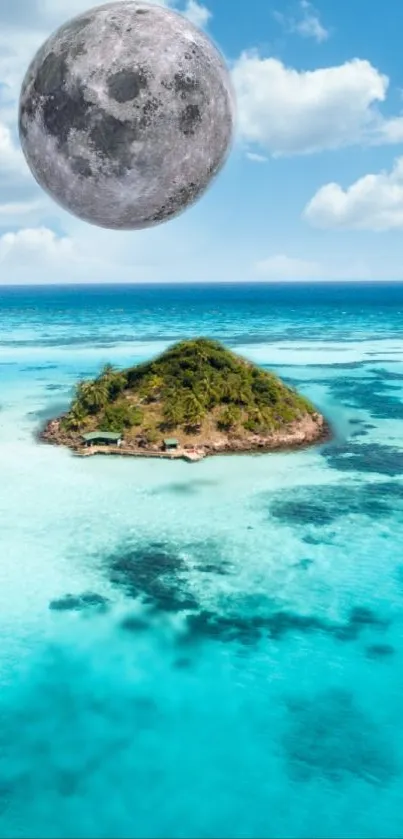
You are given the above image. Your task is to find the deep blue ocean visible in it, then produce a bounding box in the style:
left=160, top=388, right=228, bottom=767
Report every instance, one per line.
left=1, top=281, right=403, bottom=838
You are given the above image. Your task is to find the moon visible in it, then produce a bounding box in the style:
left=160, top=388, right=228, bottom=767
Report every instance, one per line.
left=18, top=1, right=235, bottom=230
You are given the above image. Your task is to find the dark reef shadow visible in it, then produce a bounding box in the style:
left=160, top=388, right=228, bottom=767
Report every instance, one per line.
left=283, top=688, right=398, bottom=785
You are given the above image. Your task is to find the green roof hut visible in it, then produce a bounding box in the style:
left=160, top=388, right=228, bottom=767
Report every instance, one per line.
left=163, top=438, right=179, bottom=451
left=82, top=431, right=122, bottom=447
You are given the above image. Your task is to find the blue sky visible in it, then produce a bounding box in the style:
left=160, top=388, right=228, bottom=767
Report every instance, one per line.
left=1, top=0, right=403, bottom=282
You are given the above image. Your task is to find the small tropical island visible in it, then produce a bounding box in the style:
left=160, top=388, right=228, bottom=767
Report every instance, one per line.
left=41, top=339, right=329, bottom=461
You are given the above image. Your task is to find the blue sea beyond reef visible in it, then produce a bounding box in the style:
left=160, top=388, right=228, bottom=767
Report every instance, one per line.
left=1, top=281, right=403, bottom=838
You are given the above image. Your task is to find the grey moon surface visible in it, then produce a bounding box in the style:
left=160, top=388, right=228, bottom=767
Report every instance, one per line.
left=18, top=1, right=235, bottom=230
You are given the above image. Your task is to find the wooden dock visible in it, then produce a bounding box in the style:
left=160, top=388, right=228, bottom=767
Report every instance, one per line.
left=73, top=445, right=204, bottom=462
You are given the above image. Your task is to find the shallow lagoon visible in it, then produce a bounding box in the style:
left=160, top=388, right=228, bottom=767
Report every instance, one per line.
left=1, top=283, right=403, bottom=838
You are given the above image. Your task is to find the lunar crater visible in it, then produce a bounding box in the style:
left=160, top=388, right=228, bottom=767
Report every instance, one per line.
left=89, top=113, right=140, bottom=175
left=19, top=1, right=235, bottom=230
left=70, top=156, right=93, bottom=177
left=180, top=103, right=202, bottom=135
left=174, top=71, right=200, bottom=96
left=139, top=96, right=161, bottom=128
left=107, top=68, right=148, bottom=102
left=34, top=51, right=67, bottom=96
left=42, top=82, right=92, bottom=145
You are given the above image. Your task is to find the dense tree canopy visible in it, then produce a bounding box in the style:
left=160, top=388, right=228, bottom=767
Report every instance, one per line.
left=61, top=338, right=314, bottom=441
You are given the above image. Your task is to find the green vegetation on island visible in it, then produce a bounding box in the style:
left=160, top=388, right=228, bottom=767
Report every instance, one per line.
left=44, top=338, right=326, bottom=454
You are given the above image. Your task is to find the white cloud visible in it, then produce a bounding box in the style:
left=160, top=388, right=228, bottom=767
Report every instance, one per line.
left=0, top=22, right=50, bottom=89
left=0, top=224, right=130, bottom=284
left=182, top=0, right=211, bottom=28
left=0, top=227, right=75, bottom=263
left=0, top=199, right=45, bottom=217
left=0, top=119, right=33, bottom=200
left=232, top=53, right=396, bottom=156
left=375, top=115, right=403, bottom=145
left=304, top=156, right=403, bottom=231
left=37, top=0, right=211, bottom=29
left=246, top=152, right=268, bottom=163
left=0, top=122, right=27, bottom=173
left=0, top=118, right=34, bottom=210
left=295, top=0, right=329, bottom=42
left=38, top=0, right=106, bottom=24
left=38, top=0, right=167, bottom=26
left=0, top=197, right=216, bottom=282
left=274, top=1, right=329, bottom=43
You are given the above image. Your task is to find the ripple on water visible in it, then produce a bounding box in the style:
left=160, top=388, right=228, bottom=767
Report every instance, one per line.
left=266, top=482, right=395, bottom=527
left=319, top=373, right=403, bottom=419
left=283, top=688, right=399, bottom=785
left=322, top=442, right=403, bottom=476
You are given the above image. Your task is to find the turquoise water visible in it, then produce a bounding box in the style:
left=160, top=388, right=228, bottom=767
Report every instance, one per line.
left=1, top=282, right=403, bottom=838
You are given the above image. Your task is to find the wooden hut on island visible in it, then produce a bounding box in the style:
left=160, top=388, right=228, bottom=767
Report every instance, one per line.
left=163, top=438, right=179, bottom=452
left=81, top=431, right=122, bottom=447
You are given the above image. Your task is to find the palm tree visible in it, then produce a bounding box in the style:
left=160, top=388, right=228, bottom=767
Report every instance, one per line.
left=149, top=374, right=164, bottom=392
left=111, top=372, right=127, bottom=397
left=77, top=379, right=109, bottom=413
left=97, top=364, right=126, bottom=400
left=234, top=374, right=253, bottom=406
left=98, top=363, right=115, bottom=380
left=63, top=402, right=86, bottom=430
left=217, top=405, right=241, bottom=431
left=221, top=375, right=241, bottom=404
left=194, top=342, right=211, bottom=366
left=182, top=391, right=206, bottom=429
left=259, top=408, right=274, bottom=431
left=91, top=380, right=109, bottom=411
left=246, top=406, right=274, bottom=432
left=199, top=372, right=219, bottom=408
left=74, top=379, right=90, bottom=406
left=139, top=374, right=164, bottom=403
left=162, top=400, right=183, bottom=429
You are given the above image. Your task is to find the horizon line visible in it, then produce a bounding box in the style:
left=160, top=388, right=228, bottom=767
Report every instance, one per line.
left=2, top=279, right=403, bottom=288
